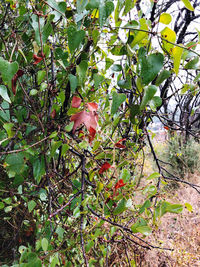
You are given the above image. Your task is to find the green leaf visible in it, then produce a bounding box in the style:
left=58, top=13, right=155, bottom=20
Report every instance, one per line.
left=161, top=27, right=176, bottom=53
left=140, top=85, right=157, bottom=110
left=77, top=0, right=88, bottom=13
left=111, top=92, right=126, bottom=115
left=86, top=0, right=99, bottom=10
left=33, top=157, right=45, bottom=184
left=4, top=206, right=12, bottom=213
left=185, top=203, right=193, bottom=212
left=136, top=226, right=152, bottom=236
left=94, top=74, right=104, bottom=89
left=131, top=18, right=148, bottom=47
left=173, top=46, right=183, bottom=75
left=50, top=140, right=62, bottom=157
left=3, top=197, right=12, bottom=204
left=155, top=70, right=171, bottom=86
left=184, top=56, right=199, bottom=69
left=0, top=85, right=11, bottom=103
left=112, top=64, right=122, bottom=72
left=181, top=0, right=194, bottom=11
left=85, top=240, right=94, bottom=253
left=99, top=1, right=114, bottom=28
left=77, top=60, right=88, bottom=85
left=5, top=153, right=25, bottom=174
left=3, top=123, right=14, bottom=138
left=139, top=200, right=151, bottom=214
left=37, top=70, right=46, bottom=84
left=96, top=182, right=104, bottom=194
left=140, top=51, right=164, bottom=85
left=113, top=198, right=127, bottom=215
left=123, top=0, right=135, bottom=15
left=130, top=104, right=140, bottom=123
left=0, top=202, right=5, bottom=209
left=42, top=21, right=53, bottom=43
left=0, top=57, right=18, bottom=85
left=159, top=13, right=172, bottom=25
left=41, top=238, right=48, bottom=252
left=147, top=172, right=160, bottom=180
left=149, top=96, right=162, bottom=111
left=105, top=58, right=114, bottom=70
left=65, top=122, right=74, bottom=132
left=68, top=74, right=78, bottom=93
left=0, top=101, right=10, bottom=122
left=67, top=26, right=85, bottom=53
left=28, top=200, right=36, bottom=212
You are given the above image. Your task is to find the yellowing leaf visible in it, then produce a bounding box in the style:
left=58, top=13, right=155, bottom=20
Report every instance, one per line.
left=181, top=0, right=194, bottom=11
left=159, top=13, right=172, bottom=25
left=131, top=18, right=148, bottom=47
left=161, top=27, right=176, bottom=54
left=172, top=46, right=183, bottom=75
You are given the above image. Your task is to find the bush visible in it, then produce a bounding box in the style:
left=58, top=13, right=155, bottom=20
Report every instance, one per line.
left=167, top=134, right=200, bottom=177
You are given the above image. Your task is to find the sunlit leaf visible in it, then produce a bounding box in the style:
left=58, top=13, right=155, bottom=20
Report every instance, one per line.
left=181, top=0, right=194, bottom=11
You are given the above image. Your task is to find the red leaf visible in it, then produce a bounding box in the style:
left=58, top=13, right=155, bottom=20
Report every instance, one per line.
left=70, top=110, right=98, bottom=133
left=72, top=96, right=82, bottom=108
left=87, top=102, right=98, bottom=112
left=33, top=54, right=43, bottom=64
left=11, top=69, right=24, bottom=95
left=164, top=126, right=169, bottom=130
left=88, top=127, right=96, bottom=143
left=114, top=138, right=126, bottom=149
left=50, top=109, right=56, bottom=119
left=114, top=179, right=126, bottom=190
left=99, top=162, right=111, bottom=174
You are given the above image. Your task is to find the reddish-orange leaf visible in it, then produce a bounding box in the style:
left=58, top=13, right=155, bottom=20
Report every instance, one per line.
left=72, top=96, right=82, bottom=108
left=87, top=102, right=98, bottom=112
left=88, top=127, right=96, bottom=143
left=164, top=126, right=169, bottom=130
left=11, top=69, right=24, bottom=95
left=114, top=179, right=126, bottom=190
left=70, top=110, right=98, bottom=133
left=33, top=54, right=43, bottom=64
left=99, top=162, right=111, bottom=174
left=50, top=109, right=56, bottom=119
left=114, top=138, right=126, bottom=149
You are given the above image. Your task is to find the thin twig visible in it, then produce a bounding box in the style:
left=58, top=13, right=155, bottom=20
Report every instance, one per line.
left=49, top=190, right=81, bottom=218
left=0, top=136, right=49, bottom=155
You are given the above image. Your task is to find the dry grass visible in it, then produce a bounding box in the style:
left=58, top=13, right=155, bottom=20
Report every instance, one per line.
left=142, top=172, right=200, bottom=267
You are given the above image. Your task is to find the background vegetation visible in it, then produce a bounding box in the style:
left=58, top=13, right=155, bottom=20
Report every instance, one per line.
left=0, top=0, right=199, bottom=266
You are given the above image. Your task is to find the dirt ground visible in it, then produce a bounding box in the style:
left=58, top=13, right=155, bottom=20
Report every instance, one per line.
left=143, top=173, right=200, bottom=267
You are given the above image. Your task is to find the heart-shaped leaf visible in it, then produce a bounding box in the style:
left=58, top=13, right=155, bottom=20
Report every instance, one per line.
left=0, top=57, right=18, bottom=85
left=111, top=92, right=126, bottom=115
left=140, top=85, right=157, bottom=110
left=140, top=51, right=164, bottom=85
left=67, top=26, right=85, bottom=53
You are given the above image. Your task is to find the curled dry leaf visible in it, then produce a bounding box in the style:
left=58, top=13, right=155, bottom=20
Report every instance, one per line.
left=114, top=138, right=126, bottom=149
left=33, top=54, right=43, bottom=65
left=12, top=69, right=24, bottom=95
left=99, top=162, right=111, bottom=174
left=72, top=96, right=82, bottom=108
